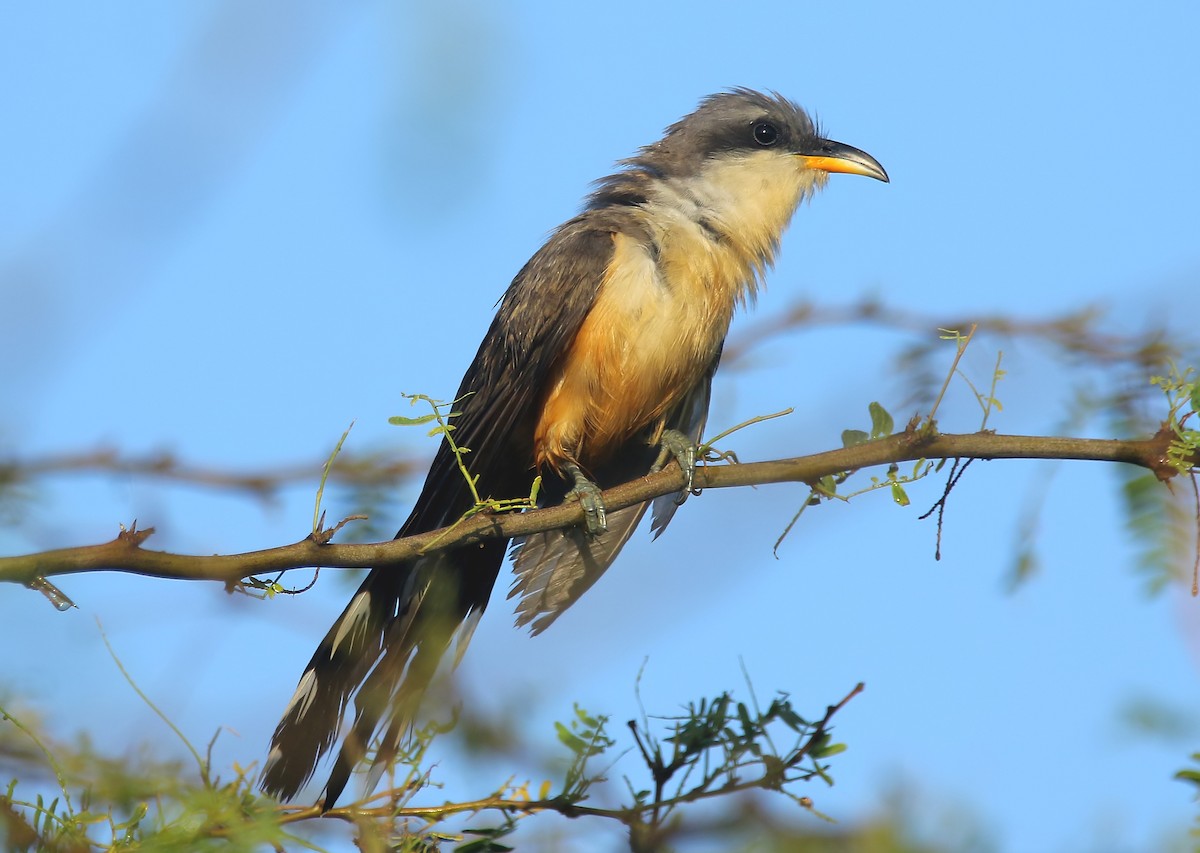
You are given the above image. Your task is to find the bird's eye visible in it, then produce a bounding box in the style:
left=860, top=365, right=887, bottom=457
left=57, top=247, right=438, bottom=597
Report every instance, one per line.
left=752, top=121, right=779, bottom=146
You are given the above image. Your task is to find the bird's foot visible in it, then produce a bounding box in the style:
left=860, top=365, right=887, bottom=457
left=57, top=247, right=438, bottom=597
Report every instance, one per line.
left=566, top=463, right=607, bottom=535
left=651, top=428, right=698, bottom=505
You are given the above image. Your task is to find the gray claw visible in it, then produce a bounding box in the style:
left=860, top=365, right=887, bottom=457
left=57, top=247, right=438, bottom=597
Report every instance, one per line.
left=566, top=463, right=607, bottom=535
left=651, top=428, right=698, bottom=503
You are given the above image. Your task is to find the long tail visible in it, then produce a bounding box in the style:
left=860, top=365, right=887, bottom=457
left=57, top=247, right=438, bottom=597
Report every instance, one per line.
left=260, top=540, right=505, bottom=806
left=261, top=368, right=712, bottom=804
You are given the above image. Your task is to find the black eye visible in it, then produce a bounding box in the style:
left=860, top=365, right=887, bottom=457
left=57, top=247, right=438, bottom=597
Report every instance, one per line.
left=752, top=121, right=779, bottom=146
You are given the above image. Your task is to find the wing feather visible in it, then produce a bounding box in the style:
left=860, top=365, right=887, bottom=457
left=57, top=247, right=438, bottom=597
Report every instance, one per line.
left=263, top=217, right=620, bottom=804
left=508, top=349, right=722, bottom=631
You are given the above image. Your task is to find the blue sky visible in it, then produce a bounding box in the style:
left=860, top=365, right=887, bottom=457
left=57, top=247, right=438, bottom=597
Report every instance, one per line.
left=2, top=2, right=1199, bottom=850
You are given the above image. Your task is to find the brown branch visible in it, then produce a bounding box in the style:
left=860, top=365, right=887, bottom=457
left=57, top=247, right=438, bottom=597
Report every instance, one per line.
left=0, top=447, right=418, bottom=498
left=722, top=297, right=1183, bottom=368
left=4, top=301, right=1188, bottom=504
left=271, top=681, right=867, bottom=832
left=0, top=425, right=1190, bottom=588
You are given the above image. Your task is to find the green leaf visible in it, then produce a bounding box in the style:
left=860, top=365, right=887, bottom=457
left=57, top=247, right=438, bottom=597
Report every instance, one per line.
left=868, top=401, right=894, bottom=439
left=737, top=702, right=754, bottom=735
left=555, top=722, right=586, bottom=754
left=388, top=413, right=439, bottom=426
left=811, top=740, right=847, bottom=758
left=841, top=429, right=869, bottom=448
left=891, top=483, right=910, bottom=506
left=457, top=837, right=515, bottom=853
left=1174, top=769, right=1200, bottom=786
left=776, top=703, right=809, bottom=732
left=575, top=706, right=600, bottom=729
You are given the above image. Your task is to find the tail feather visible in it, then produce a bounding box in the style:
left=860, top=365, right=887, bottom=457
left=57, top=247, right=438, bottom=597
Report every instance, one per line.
left=319, top=547, right=483, bottom=806
left=260, top=572, right=398, bottom=800
left=262, top=541, right=506, bottom=806
left=320, top=600, right=451, bottom=807
left=262, top=379, right=714, bottom=804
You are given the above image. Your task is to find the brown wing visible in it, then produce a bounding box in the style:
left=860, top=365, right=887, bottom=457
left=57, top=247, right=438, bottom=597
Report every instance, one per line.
left=263, top=217, right=621, bottom=804
left=401, top=217, right=622, bottom=535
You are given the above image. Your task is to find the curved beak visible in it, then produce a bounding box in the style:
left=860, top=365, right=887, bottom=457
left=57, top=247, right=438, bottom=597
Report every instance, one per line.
left=799, top=139, right=889, bottom=183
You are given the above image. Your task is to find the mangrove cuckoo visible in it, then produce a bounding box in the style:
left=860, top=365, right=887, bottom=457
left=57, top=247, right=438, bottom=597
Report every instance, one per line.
left=261, top=88, right=888, bottom=805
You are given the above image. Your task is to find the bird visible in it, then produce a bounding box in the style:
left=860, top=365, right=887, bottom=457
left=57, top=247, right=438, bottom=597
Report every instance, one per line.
left=260, top=88, right=888, bottom=807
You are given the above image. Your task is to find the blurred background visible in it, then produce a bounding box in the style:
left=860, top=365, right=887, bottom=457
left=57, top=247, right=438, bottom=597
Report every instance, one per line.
left=2, top=2, right=1199, bottom=850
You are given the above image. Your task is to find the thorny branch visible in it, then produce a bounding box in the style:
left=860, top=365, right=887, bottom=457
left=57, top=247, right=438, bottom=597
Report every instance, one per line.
left=0, top=423, right=1192, bottom=589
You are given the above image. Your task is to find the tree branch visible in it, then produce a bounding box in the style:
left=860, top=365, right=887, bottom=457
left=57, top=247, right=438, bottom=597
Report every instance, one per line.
left=0, top=424, right=1190, bottom=589
left=722, top=297, right=1183, bottom=368
left=0, top=446, right=418, bottom=498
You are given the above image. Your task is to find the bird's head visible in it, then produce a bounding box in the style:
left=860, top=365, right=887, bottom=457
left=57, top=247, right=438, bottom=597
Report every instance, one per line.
left=647, top=88, right=889, bottom=186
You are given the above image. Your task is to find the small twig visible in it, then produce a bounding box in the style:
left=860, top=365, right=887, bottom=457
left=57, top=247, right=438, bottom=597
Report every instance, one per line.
left=313, top=423, right=354, bottom=535
left=98, top=620, right=209, bottom=787
left=918, top=458, right=975, bottom=560
left=929, top=325, right=978, bottom=421
left=981, top=350, right=1005, bottom=430
left=702, top=409, right=794, bottom=451
left=0, top=706, right=74, bottom=817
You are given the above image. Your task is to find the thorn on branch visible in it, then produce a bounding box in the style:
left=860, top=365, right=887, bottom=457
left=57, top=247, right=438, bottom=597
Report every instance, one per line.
left=117, top=520, right=155, bottom=547
left=310, top=514, right=369, bottom=545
